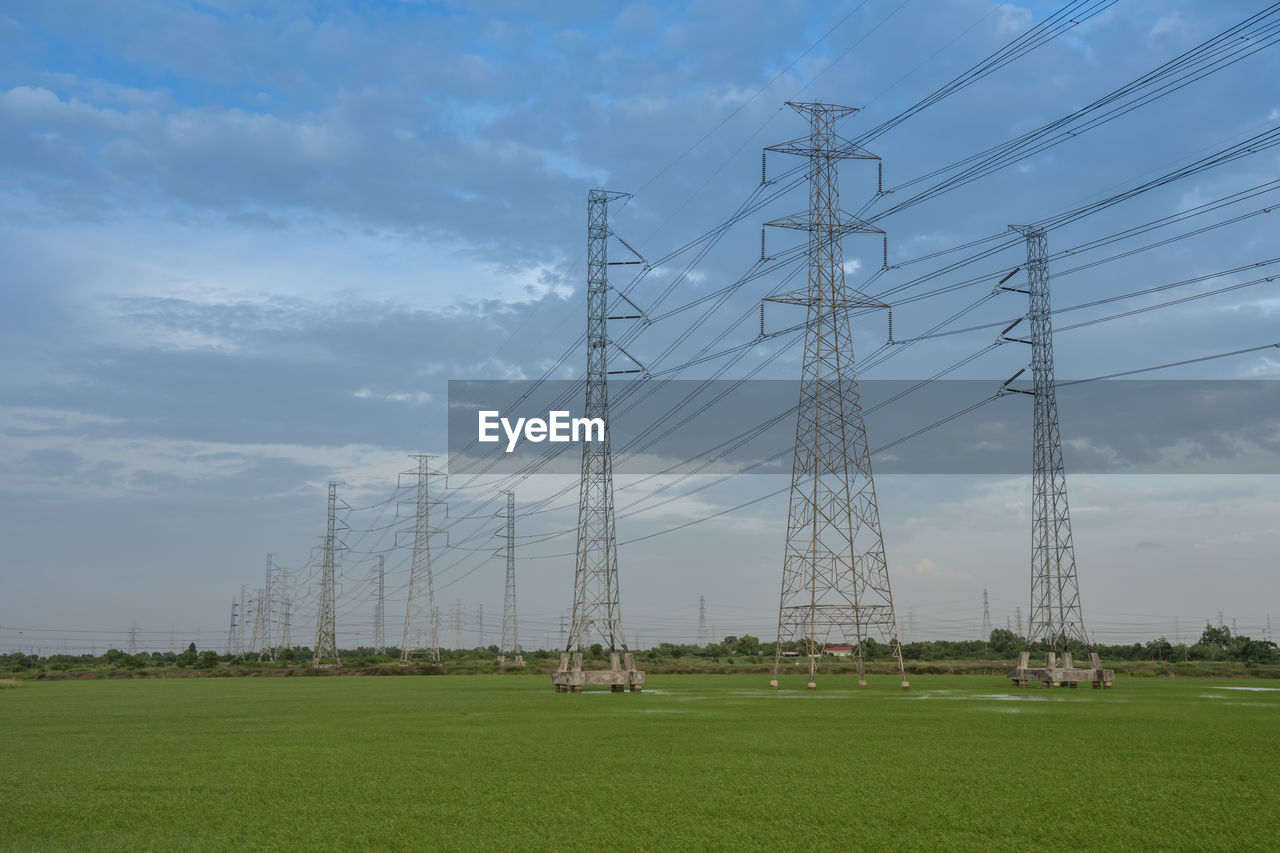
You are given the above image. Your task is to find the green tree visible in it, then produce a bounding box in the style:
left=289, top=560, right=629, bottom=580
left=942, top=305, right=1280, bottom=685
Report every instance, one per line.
left=988, top=628, right=1022, bottom=655
left=1200, top=624, right=1232, bottom=651
left=588, top=643, right=604, bottom=660
left=195, top=650, right=220, bottom=669
left=176, top=642, right=198, bottom=667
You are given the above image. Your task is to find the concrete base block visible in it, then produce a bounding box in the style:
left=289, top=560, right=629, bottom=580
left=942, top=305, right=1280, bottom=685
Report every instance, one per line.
left=1009, top=651, right=1115, bottom=690
left=550, top=650, right=645, bottom=694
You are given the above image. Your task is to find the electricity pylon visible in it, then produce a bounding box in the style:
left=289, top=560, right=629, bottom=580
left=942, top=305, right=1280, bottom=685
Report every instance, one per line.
left=765, top=102, right=907, bottom=690
left=697, top=596, right=710, bottom=647
left=552, top=188, right=646, bottom=693
left=312, top=480, right=344, bottom=667
left=499, top=491, right=524, bottom=667
left=236, top=584, right=248, bottom=656
left=248, top=589, right=265, bottom=658
left=982, top=588, right=992, bottom=638
left=1000, top=226, right=1089, bottom=652
left=225, top=598, right=238, bottom=656
left=278, top=563, right=291, bottom=656
left=453, top=600, right=463, bottom=651
left=262, top=554, right=274, bottom=661
left=400, top=454, right=443, bottom=664
left=374, top=554, right=386, bottom=655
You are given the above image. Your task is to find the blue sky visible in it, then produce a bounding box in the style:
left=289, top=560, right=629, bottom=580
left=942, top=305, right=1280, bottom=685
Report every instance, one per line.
left=2, top=0, right=1279, bottom=654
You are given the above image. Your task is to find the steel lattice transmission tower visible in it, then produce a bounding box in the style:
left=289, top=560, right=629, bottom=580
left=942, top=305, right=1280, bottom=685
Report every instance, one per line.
left=225, top=598, right=238, bottom=656
left=248, top=589, right=265, bottom=658
left=277, top=563, right=291, bottom=656
left=697, top=596, right=710, bottom=647
left=262, top=553, right=275, bottom=661
left=373, top=554, right=386, bottom=655
left=499, top=491, right=524, bottom=667
left=312, top=480, right=343, bottom=667
left=236, top=583, right=248, bottom=656
left=552, top=188, right=646, bottom=693
left=1002, top=226, right=1090, bottom=653
left=400, top=454, right=443, bottom=664
left=982, top=588, right=992, bottom=638
left=765, top=102, right=907, bottom=690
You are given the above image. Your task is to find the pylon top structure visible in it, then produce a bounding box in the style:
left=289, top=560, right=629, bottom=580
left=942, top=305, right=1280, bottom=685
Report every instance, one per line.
left=552, top=188, right=645, bottom=693
left=765, top=102, right=908, bottom=691
left=1000, top=226, right=1113, bottom=689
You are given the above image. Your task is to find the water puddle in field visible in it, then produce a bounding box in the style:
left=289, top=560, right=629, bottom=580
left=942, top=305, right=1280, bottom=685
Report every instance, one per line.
left=1207, top=686, right=1280, bottom=692
left=900, top=692, right=1052, bottom=702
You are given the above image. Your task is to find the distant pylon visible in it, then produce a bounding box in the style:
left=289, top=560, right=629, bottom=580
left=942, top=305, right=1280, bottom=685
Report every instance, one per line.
left=225, top=598, right=238, bottom=656
left=373, top=554, right=386, bottom=655
left=312, top=480, right=343, bottom=667
left=262, top=553, right=274, bottom=661
left=248, top=589, right=265, bottom=657
left=477, top=604, right=484, bottom=649
left=237, top=583, right=248, bottom=656
left=552, top=187, right=646, bottom=693
left=401, top=454, right=443, bottom=664
left=764, top=102, right=907, bottom=690
left=499, top=491, right=524, bottom=667
left=1003, top=226, right=1089, bottom=653
left=982, top=588, right=992, bottom=638
left=128, top=621, right=138, bottom=654
left=453, top=599, right=463, bottom=651
left=697, top=596, right=709, bottom=647
left=278, top=563, right=291, bottom=655
left=1016, top=606, right=1023, bottom=636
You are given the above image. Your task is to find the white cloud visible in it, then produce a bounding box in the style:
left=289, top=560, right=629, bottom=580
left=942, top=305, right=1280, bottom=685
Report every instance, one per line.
left=911, top=556, right=972, bottom=581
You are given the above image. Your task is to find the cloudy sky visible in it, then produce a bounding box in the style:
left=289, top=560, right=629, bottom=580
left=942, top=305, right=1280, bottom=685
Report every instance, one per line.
left=2, top=0, right=1278, bottom=655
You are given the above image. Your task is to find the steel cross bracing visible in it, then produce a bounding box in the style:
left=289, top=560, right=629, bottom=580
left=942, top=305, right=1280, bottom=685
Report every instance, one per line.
left=766, top=102, right=907, bottom=689
left=312, top=480, right=343, bottom=667
left=499, top=491, right=524, bottom=666
left=565, top=188, right=641, bottom=656
left=1007, top=225, right=1090, bottom=652
left=401, top=454, right=443, bottom=664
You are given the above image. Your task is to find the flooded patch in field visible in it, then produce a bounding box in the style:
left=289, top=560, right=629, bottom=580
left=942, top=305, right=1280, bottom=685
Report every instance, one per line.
left=1208, top=686, right=1280, bottom=692
left=900, top=691, right=1052, bottom=701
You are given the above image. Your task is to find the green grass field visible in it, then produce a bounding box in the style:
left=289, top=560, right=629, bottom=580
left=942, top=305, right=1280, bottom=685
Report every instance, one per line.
left=2, top=674, right=1277, bottom=851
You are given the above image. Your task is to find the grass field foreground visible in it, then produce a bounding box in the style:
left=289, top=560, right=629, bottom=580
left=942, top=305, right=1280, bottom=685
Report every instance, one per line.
left=2, top=674, right=1277, bottom=851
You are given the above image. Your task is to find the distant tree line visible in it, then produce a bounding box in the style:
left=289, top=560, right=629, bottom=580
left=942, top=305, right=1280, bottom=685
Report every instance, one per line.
left=2, top=624, right=1274, bottom=674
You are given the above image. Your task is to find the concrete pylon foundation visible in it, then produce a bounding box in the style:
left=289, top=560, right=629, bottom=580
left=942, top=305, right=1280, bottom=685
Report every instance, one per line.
left=551, top=651, right=645, bottom=693
left=1008, top=651, right=1114, bottom=688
